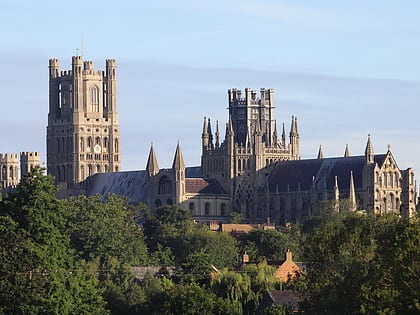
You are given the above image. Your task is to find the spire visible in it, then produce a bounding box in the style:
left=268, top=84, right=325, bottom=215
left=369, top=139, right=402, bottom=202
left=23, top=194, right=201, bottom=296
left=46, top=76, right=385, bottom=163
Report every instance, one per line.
left=317, top=145, right=324, bottom=159
left=272, top=120, right=278, bottom=146
left=207, top=118, right=214, bottom=149
left=215, top=120, right=220, bottom=148
left=290, top=116, right=297, bottom=134
left=349, top=171, right=357, bottom=211
left=365, top=134, right=374, bottom=164
left=202, top=116, right=209, bottom=149
left=228, top=114, right=234, bottom=135
left=146, top=143, right=159, bottom=176
left=281, top=122, right=286, bottom=147
left=172, top=142, right=185, bottom=170
left=344, top=144, right=351, bottom=157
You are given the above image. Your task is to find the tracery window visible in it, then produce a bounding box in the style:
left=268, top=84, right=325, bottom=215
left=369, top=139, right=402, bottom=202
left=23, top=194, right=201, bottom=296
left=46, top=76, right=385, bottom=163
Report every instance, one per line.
left=90, top=86, right=99, bottom=112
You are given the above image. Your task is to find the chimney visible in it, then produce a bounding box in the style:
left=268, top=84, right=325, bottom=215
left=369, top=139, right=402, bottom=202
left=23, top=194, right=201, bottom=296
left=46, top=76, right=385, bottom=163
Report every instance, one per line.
left=242, top=252, right=249, bottom=263
left=285, top=249, right=292, bottom=261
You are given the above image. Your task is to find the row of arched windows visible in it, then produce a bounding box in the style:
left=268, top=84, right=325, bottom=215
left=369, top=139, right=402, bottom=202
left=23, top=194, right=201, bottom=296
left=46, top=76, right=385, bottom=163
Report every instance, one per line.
left=237, top=158, right=250, bottom=172
left=207, top=159, right=224, bottom=171
left=188, top=202, right=226, bottom=216
left=377, top=171, right=400, bottom=188
left=0, top=165, right=18, bottom=180
left=80, top=137, right=118, bottom=153
left=56, top=137, right=73, bottom=154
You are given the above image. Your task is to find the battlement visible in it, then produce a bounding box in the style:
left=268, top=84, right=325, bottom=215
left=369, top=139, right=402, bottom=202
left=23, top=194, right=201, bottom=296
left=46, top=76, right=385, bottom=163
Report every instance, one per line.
left=20, top=151, right=40, bottom=160
left=0, top=153, right=19, bottom=162
left=228, top=88, right=274, bottom=106
left=106, top=59, right=116, bottom=67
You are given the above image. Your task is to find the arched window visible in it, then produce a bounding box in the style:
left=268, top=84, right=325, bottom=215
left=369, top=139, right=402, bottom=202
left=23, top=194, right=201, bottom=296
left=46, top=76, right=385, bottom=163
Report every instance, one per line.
left=9, top=166, right=13, bottom=179
left=159, top=176, right=172, bottom=194
left=104, top=165, right=109, bottom=172
left=114, top=138, right=119, bottom=153
left=80, top=137, right=85, bottom=152
left=115, top=166, right=119, bottom=172
left=96, top=164, right=101, bottom=173
left=88, top=164, right=93, bottom=177
left=87, top=137, right=92, bottom=148
left=81, top=165, right=85, bottom=179
left=95, top=137, right=101, bottom=145
left=189, top=203, right=195, bottom=211
left=57, top=138, right=60, bottom=153
left=62, top=165, right=66, bottom=181
left=220, top=203, right=226, bottom=216
left=57, top=166, right=61, bottom=181
left=205, top=202, right=210, bottom=215
left=104, top=137, right=108, bottom=151
left=90, top=86, right=99, bottom=112
left=1, top=165, right=6, bottom=180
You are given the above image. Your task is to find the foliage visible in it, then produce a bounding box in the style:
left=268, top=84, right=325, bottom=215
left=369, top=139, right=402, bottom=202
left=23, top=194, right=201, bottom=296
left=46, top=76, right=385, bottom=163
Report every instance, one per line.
left=0, top=167, right=108, bottom=314
left=63, top=194, right=149, bottom=266
left=301, top=212, right=420, bottom=314
left=239, top=227, right=302, bottom=261
left=227, top=211, right=243, bottom=224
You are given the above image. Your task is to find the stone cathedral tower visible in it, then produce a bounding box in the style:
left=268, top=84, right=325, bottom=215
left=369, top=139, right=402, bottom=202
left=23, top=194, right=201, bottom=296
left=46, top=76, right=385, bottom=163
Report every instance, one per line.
left=47, top=56, right=120, bottom=196
left=201, top=88, right=300, bottom=219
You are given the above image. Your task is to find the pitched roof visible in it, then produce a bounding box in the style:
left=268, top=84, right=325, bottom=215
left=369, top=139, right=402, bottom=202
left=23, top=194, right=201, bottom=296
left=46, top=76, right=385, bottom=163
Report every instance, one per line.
left=268, top=154, right=387, bottom=193
left=266, top=290, right=309, bottom=311
left=185, top=178, right=226, bottom=194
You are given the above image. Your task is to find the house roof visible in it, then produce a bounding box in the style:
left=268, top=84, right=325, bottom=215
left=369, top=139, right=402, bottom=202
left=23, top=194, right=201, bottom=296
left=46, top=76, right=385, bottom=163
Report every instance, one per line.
left=266, top=290, right=309, bottom=311
left=268, top=154, right=387, bottom=193
left=185, top=178, right=226, bottom=194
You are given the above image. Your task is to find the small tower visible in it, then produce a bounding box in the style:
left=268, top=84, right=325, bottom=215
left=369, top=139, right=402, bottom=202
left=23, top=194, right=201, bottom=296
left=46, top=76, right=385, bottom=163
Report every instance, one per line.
left=20, top=152, right=40, bottom=179
left=172, top=143, right=186, bottom=204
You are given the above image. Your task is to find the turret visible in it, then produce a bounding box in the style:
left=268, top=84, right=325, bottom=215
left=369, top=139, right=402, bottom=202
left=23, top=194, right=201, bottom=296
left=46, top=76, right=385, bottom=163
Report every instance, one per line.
left=215, top=120, right=220, bottom=148
left=344, top=144, right=351, bottom=157
left=146, top=143, right=159, bottom=176
left=317, top=145, right=324, bottom=159
left=20, top=152, right=40, bottom=179
left=105, top=59, right=117, bottom=117
left=207, top=118, right=214, bottom=150
left=202, top=116, right=209, bottom=150
left=365, top=134, right=374, bottom=164
left=289, top=116, right=300, bottom=160
left=172, top=143, right=186, bottom=204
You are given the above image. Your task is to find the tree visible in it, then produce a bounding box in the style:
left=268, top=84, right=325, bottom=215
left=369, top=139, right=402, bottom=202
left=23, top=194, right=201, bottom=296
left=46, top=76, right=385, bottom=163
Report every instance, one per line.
left=0, top=167, right=108, bottom=314
left=301, top=212, right=420, bottom=314
left=63, top=194, right=149, bottom=266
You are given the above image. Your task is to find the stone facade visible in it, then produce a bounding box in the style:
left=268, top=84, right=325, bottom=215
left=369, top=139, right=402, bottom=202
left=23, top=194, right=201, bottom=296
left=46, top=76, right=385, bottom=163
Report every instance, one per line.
left=0, top=152, right=40, bottom=193
left=47, top=56, right=120, bottom=196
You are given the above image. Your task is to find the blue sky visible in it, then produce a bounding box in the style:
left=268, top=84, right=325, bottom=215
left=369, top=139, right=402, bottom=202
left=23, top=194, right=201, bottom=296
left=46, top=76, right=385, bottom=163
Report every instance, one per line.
left=0, top=0, right=419, bottom=183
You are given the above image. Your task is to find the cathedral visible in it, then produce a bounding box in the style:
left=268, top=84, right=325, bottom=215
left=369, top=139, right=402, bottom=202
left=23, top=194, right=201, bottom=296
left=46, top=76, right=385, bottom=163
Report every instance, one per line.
left=2, top=56, right=417, bottom=223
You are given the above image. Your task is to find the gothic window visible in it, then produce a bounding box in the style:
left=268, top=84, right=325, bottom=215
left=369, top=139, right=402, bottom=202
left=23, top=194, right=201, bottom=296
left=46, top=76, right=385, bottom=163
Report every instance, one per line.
left=57, top=166, right=61, bottom=181
left=0, top=166, right=5, bottom=180
left=96, top=165, right=101, bottom=173
left=9, top=166, right=13, bottom=179
left=88, top=164, right=93, bottom=177
left=57, top=138, right=60, bottom=153
left=189, top=203, right=195, bottom=211
left=87, top=137, right=92, bottom=148
left=104, top=137, right=108, bottom=151
left=205, top=202, right=210, bottom=215
left=104, top=164, right=109, bottom=172
left=81, top=165, right=84, bottom=179
left=95, top=137, right=101, bottom=145
left=114, top=139, right=119, bottom=153
left=80, top=137, right=85, bottom=152
left=90, top=86, right=99, bottom=112
left=62, top=165, right=66, bottom=181
left=220, top=203, right=226, bottom=216
left=159, top=176, right=172, bottom=194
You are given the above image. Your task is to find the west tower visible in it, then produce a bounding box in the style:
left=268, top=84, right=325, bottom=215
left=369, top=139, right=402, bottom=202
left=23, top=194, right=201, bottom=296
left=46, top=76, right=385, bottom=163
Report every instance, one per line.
left=47, top=56, right=120, bottom=196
